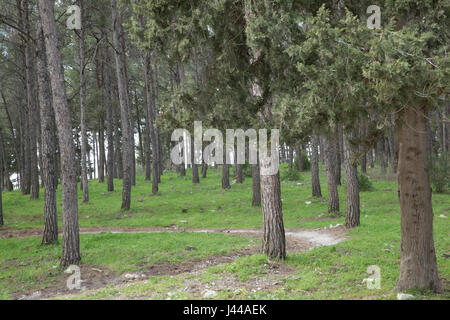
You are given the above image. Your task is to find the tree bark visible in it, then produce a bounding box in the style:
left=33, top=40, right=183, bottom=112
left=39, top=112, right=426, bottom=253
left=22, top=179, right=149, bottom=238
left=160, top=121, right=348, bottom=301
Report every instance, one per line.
left=395, top=106, right=441, bottom=292
left=324, top=136, right=339, bottom=213
left=24, top=0, right=39, bottom=199
left=38, top=0, right=81, bottom=266
left=201, top=162, right=208, bottom=178
left=311, top=135, right=322, bottom=197
left=37, top=21, right=58, bottom=244
left=222, top=152, right=230, bottom=189
left=79, top=0, right=89, bottom=202
left=191, top=138, right=199, bottom=184
left=111, top=0, right=132, bottom=209
left=98, top=118, right=105, bottom=182
left=103, top=33, right=114, bottom=192
left=251, top=163, right=261, bottom=206
left=296, top=146, right=303, bottom=171
left=143, top=53, right=159, bottom=194
left=261, top=170, right=286, bottom=260
left=344, top=132, right=360, bottom=228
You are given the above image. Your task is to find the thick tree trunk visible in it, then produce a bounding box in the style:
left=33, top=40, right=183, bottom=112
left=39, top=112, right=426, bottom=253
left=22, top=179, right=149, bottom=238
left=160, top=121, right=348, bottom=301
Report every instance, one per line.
left=395, top=106, right=441, bottom=292
left=103, top=34, right=114, bottom=192
left=324, top=136, right=339, bottom=213
left=79, top=0, right=89, bottom=203
left=260, top=170, right=286, bottom=260
left=37, top=21, right=58, bottom=244
left=38, top=0, right=81, bottom=266
left=344, top=132, right=360, bottom=228
left=251, top=163, right=261, bottom=206
left=111, top=0, right=132, bottom=209
left=311, top=135, right=322, bottom=197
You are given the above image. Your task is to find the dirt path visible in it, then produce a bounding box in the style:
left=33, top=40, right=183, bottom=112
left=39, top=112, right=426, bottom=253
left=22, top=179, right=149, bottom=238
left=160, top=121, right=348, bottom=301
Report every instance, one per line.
left=5, top=225, right=347, bottom=300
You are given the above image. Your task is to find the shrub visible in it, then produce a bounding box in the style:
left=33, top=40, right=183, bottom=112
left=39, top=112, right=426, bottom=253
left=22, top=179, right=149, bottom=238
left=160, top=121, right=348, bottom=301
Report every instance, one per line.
left=281, top=167, right=302, bottom=181
left=358, top=173, right=374, bottom=191
left=431, top=152, right=449, bottom=193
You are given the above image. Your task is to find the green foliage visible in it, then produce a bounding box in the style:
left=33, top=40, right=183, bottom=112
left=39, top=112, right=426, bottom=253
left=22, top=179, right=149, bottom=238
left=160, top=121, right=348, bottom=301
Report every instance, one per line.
left=358, top=173, right=374, bottom=192
left=281, top=167, right=301, bottom=181
left=242, top=163, right=253, bottom=178
left=294, top=153, right=311, bottom=171
left=431, top=152, right=450, bottom=193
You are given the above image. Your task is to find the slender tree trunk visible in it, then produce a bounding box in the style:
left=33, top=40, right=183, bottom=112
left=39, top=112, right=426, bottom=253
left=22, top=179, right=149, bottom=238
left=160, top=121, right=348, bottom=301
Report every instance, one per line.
left=222, top=152, right=230, bottom=189
left=344, top=132, right=360, bottom=228
left=395, top=106, right=442, bottom=292
left=261, top=169, right=286, bottom=260
left=251, top=162, right=261, bottom=206
left=143, top=53, right=159, bottom=194
left=288, top=147, right=293, bottom=169
left=24, top=0, right=39, bottom=199
left=37, top=21, right=58, bottom=244
left=111, top=0, right=132, bottom=209
left=201, top=162, right=208, bottom=178
left=103, top=34, right=114, bottom=192
left=191, top=138, right=199, bottom=184
left=311, top=135, right=322, bottom=197
left=360, top=120, right=367, bottom=174
left=296, top=146, right=303, bottom=171
left=324, top=136, right=339, bottom=213
left=387, top=127, right=397, bottom=174
left=336, top=127, right=343, bottom=185
left=0, top=151, right=3, bottom=225
left=113, top=106, right=122, bottom=179
left=79, top=0, right=89, bottom=202
left=38, top=0, right=81, bottom=266
left=98, top=119, right=105, bottom=182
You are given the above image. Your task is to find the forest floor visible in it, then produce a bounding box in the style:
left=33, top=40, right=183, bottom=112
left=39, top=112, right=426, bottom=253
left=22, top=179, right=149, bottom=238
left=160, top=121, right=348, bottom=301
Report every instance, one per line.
left=0, top=165, right=449, bottom=300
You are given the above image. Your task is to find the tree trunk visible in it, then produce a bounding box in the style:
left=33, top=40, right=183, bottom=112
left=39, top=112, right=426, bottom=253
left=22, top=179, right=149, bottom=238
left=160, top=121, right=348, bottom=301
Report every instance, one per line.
left=311, top=135, right=322, bottom=197
left=344, top=132, right=360, bottom=228
left=324, top=136, right=339, bottom=213
left=79, top=0, right=89, bottom=203
left=38, top=0, right=81, bottom=266
left=37, top=21, right=58, bottom=244
left=395, top=106, right=442, bottom=292
left=191, top=138, right=199, bottom=184
left=113, top=106, right=123, bottom=179
left=296, top=146, right=303, bottom=171
left=387, top=127, right=397, bottom=174
left=143, top=53, right=159, bottom=194
left=98, top=119, right=105, bottom=182
left=0, top=151, right=3, bottom=225
left=261, top=170, right=286, bottom=260
left=336, top=127, right=343, bottom=185
left=222, top=152, right=230, bottom=189
left=103, top=33, right=114, bottom=192
left=201, top=162, right=208, bottom=178
left=360, top=120, right=367, bottom=174
left=251, top=163, right=261, bottom=206
left=24, top=0, right=39, bottom=199
left=111, top=0, right=132, bottom=210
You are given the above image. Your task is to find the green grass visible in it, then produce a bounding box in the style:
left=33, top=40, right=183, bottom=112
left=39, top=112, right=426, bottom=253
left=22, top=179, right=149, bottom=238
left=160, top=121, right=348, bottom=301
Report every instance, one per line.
left=0, top=164, right=449, bottom=300
left=0, top=232, right=255, bottom=299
